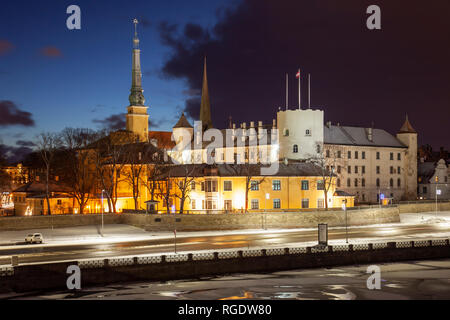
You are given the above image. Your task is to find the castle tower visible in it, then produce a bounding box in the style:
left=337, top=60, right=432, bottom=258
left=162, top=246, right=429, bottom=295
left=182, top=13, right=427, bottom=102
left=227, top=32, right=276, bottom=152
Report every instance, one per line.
left=125, top=18, right=149, bottom=142
left=200, top=57, right=213, bottom=131
left=396, top=114, right=418, bottom=200
left=277, top=109, right=324, bottom=160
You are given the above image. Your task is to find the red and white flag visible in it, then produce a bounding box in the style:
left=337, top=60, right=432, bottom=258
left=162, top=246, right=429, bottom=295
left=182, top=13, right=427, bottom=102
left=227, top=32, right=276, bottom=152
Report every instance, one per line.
left=296, top=69, right=300, bottom=79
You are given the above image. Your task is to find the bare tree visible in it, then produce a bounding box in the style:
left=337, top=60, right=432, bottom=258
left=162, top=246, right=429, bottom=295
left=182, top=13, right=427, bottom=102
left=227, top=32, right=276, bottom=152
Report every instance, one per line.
left=306, top=144, right=346, bottom=209
left=0, top=169, right=11, bottom=207
left=60, top=128, right=97, bottom=214
left=36, top=132, right=61, bottom=215
left=173, top=164, right=197, bottom=214
left=226, top=163, right=265, bottom=212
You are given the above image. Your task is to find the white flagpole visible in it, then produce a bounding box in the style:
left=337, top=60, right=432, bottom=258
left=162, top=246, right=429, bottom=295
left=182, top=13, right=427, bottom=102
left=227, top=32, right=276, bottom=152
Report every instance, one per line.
left=298, top=68, right=301, bottom=109
left=308, top=73, right=311, bottom=109
left=286, top=73, right=288, bottom=110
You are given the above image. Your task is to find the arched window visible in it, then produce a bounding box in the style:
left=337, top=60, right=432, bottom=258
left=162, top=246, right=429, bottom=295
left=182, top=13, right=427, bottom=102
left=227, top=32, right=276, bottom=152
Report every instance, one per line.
left=293, top=144, right=298, bottom=153
left=362, top=178, right=365, bottom=187
left=376, top=178, right=380, bottom=187
left=347, top=178, right=351, bottom=187
left=397, top=178, right=401, bottom=187
left=354, top=179, right=358, bottom=187
left=390, top=178, right=394, bottom=187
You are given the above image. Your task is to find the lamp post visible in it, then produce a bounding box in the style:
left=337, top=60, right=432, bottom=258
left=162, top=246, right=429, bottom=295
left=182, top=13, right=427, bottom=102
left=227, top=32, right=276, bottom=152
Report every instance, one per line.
left=342, top=199, right=348, bottom=244
left=435, top=176, right=438, bottom=218
left=101, top=189, right=105, bottom=237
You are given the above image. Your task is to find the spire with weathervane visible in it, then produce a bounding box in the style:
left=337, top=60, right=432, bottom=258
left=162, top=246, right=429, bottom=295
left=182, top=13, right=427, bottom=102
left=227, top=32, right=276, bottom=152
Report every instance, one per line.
left=200, top=56, right=213, bottom=131
left=126, top=18, right=149, bottom=142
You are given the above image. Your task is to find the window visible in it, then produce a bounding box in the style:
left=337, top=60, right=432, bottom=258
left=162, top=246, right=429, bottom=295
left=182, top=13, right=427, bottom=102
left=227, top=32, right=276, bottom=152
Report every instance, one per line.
left=376, top=178, right=380, bottom=187
left=301, top=198, right=309, bottom=209
left=317, top=199, right=325, bottom=209
left=362, top=178, right=366, bottom=187
left=390, top=166, right=394, bottom=174
left=206, top=200, right=217, bottom=210
left=362, top=166, right=366, bottom=174
left=348, top=151, right=351, bottom=159
left=305, top=129, right=311, bottom=136
left=293, top=144, right=298, bottom=153
left=57, top=199, right=62, bottom=205
left=251, top=199, right=259, bottom=210
left=337, top=151, right=342, bottom=158
left=250, top=180, right=259, bottom=191
left=326, top=150, right=330, bottom=158
left=301, top=180, right=309, bottom=190
left=362, top=151, right=366, bottom=159
left=347, top=178, right=351, bottom=187
left=224, top=200, right=232, bottom=211
left=317, top=180, right=324, bottom=190
left=337, top=166, right=341, bottom=174
left=390, top=178, right=394, bottom=187
left=191, top=199, right=196, bottom=210
left=376, top=166, right=380, bottom=174
left=348, top=166, right=351, bottom=174
left=376, top=152, right=380, bottom=160
left=355, top=151, right=358, bottom=159
left=397, top=153, right=401, bottom=160
left=398, top=167, right=401, bottom=174
left=273, top=199, right=281, bottom=209
left=397, top=179, right=401, bottom=187
left=224, top=181, right=232, bottom=191
left=284, top=129, right=289, bottom=136
left=354, top=179, right=358, bottom=187
left=205, top=180, right=217, bottom=192
left=355, top=166, right=358, bottom=174
left=272, top=180, right=281, bottom=191
left=337, top=178, right=341, bottom=187
left=390, top=152, right=394, bottom=160
left=316, top=144, right=321, bottom=153
left=191, top=181, right=196, bottom=191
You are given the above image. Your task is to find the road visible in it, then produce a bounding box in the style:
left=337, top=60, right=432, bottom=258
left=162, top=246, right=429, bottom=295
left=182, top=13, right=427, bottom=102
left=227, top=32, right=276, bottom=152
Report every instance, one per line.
left=1, top=222, right=449, bottom=265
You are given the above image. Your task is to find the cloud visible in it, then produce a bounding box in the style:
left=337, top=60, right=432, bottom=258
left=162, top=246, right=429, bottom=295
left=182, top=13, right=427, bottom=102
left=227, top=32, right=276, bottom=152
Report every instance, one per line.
left=0, top=143, right=34, bottom=164
left=16, top=140, right=36, bottom=147
left=93, top=113, right=126, bottom=131
left=0, top=101, right=35, bottom=127
left=40, top=46, right=63, bottom=58
left=0, top=40, right=14, bottom=55
left=157, top=0, right=450, bottom=146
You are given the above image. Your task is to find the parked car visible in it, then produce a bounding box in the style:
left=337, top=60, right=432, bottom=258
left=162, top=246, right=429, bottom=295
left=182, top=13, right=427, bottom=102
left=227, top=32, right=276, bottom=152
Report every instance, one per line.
left=25, top=233, right=44, bottom=244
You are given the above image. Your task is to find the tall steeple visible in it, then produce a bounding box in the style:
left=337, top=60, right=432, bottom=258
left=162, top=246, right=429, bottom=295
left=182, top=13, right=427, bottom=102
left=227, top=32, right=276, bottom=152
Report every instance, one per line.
left=200, top=56, right=213, bottom=131
left=126, top=18, right=149, bottom=142
left=129, top=18, right=145, bottom=106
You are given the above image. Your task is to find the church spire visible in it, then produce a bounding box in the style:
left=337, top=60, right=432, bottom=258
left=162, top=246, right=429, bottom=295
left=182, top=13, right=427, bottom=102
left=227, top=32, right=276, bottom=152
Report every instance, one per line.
left=129, top=18, right=145, bottom=106
left=200, top=56, right=213, bottom=131
left=399, top=113, right=416, bottom=134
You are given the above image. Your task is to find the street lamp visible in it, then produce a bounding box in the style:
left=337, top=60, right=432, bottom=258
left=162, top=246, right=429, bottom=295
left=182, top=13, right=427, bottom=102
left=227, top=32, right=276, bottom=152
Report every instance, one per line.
left=101, top=189, right=105, bottom=237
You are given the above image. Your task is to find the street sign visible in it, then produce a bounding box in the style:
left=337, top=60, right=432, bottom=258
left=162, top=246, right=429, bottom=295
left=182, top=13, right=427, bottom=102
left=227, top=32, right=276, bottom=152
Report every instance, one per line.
left=318, top=223, right=328, bottom=246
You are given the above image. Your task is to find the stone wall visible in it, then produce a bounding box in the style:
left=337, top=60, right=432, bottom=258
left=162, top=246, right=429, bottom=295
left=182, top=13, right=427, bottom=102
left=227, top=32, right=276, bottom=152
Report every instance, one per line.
left=0, top=214, right=122, bottom=231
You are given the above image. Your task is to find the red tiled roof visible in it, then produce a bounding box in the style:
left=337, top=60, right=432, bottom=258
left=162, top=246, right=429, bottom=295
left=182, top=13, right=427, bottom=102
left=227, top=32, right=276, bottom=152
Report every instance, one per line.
left=148, top=131, right=175, bottom=149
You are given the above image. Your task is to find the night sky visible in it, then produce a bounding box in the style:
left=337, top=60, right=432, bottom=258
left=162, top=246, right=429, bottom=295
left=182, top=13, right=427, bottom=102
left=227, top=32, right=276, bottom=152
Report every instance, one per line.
left=0, top=0, right=449, bottom=162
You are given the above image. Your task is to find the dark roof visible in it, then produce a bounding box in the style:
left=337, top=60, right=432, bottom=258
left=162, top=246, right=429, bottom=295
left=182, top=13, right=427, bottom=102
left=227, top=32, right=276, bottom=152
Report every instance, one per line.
left=173, top=113, right=193, bottom=129
left=334, top=190, right=354, bottom=197
left=418, top=161, right=437, bottom=183
left=13, top=181, right=71, bottom=194
left=324, top=125, right=406, bottom=148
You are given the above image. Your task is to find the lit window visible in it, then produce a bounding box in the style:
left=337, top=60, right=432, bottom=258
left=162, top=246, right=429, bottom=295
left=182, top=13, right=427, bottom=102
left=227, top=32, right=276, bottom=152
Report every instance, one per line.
left=272, top=180, right=281, bottom=191
left=301, top=180, right=309, bottom=190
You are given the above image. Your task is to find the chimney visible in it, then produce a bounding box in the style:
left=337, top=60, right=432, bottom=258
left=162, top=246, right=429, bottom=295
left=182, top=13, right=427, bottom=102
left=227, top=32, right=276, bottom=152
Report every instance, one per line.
left=367, top=128, right=373, bottom=142
left=258, top=121, right=262, bottom=128
left=250, top=121, right=254, bottom=128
